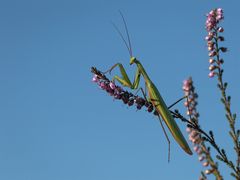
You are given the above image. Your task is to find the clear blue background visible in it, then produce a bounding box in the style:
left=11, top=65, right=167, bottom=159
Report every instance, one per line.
left=0, top=0, right=240, bottom=179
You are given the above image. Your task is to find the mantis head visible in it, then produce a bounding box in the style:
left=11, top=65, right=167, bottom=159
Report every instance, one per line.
left=130, top=57, right=137, bottom=65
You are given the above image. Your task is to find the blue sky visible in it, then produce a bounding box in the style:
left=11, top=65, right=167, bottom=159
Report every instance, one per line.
left=0, top=0, right=240, bottom=179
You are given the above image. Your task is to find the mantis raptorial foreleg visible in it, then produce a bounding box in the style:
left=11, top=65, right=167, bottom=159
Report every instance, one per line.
left=168, top=96, right=187, bottom=109
left=105, top=63, right=141, bottom=89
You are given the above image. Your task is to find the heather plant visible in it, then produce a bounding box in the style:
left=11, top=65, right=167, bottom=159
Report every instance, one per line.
left=91, top=8, right=240, bottom=179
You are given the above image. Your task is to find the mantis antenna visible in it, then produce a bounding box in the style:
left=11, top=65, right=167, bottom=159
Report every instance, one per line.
left=118, top=10, right=133, bottom=57
left=111, top=11, right=133, bottom=57
left=111, top=22, right=131, bottom=57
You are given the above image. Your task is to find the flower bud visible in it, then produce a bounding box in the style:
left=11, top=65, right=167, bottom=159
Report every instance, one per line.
left=208, top=46, right=214, bottom=51
left=199, top=156, right=205, bottom=161
left=209, top=10, right=215, bottom=16
left=109, top=82, right=116, bottom=89
left=208, top=71, right=215, bottom=78
left=205, top=35, right=213, bottom=41
left=209, top=51, right=216, bottom=57
left=209, top=65, right=216, bottom=71
left=203, top=161, right=209, bottom=167
left=218, top=27, right=224, bottom=32
left=218, top=36, right=224, bottom=41
left=205, top=169, right=213, bottom=175
left=186, top=127, right=192, bottom=133
left=209, top=58, right=215, bottom=64
left=219, top=59, right=224, bottom=64
left=193, top=146, right=199, bottom=152
left=217, top=8, right=223, bottom=13
left=92, top=75, right=99, bottom=82
left=184, top=101, right=189, bottom=107
left=207, top=41, right=214, bottom=46
left=219, top=47, right=227, bottom=52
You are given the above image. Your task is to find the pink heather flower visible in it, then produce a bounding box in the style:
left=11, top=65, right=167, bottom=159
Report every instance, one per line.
left=184, top=101, right=189, bottom=107
left=209, top=58, right=215, bottom=64
left=182, top=79, right=192, bottom=92
left=205, top=8, right=224, bottom=32
left=205, top=169, right=212, bottom=175
left=218, top=27, right=224, bottom=32
left=189, top=136, right=193, bottom=142
left=190, top=130, right=198, bottom=138
left=183, top=86, right=190, bottom=92
left=193, top=146, right=199, bottom=152
left=217, top=9, right=224, bottom=17
left=208, top=32, right=215, bottom=37
left=205, top=35, right=213, bottom=41
left=217, top=8, right=223, bottom=13
left=208, top=71, right=215, bottom=78
left=207, top=41, right=214, bottom=46
left=192, top=136, right=201, bottom=144
left=208, top=46, right=214, bottom=51
left=216, top=15, right=223, bottom=21
left=209, top=10, right=215, bottom=16
left=199, top=156, right=205, bottom=161
left=109, top=82, right=116, bottom=89
left=209, top=51, right=216, bottom=57
left=186, top=127, right=192, bottom=133
left=183, top=80, right=189, bottom=86
left=92, top=75, right=99, bottom=82
left=208, top=44, right=214, bottom=50
left=203, top=162, right=209, bottom=167
left=205, top=8, right=226, bottom=79
left=197, top=148, right=203, bottom=155
left=186, top=110, right=192, bottom=116
left=99, top=82, right=107, bottom=89
left=208, top=65, right=216, bottom=71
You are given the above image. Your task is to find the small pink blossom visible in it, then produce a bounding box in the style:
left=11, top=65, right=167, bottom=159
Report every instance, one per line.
left=99, top=82, right=107, bottom=89
left=92, top=75, right=99, bottom=82
left=203, top=162, right=209, bottom=167
left=205, top=169, right=212, bottom=175
left=209, top=51, right=216, bottom=57
left=209, top=65, right=216, bottom=71
left=209, top=10, right=215, bottom=16
left=109, top=82, right=116, bottom=89
left=208, top=46, right=214, bottom=51
left=208, top=71, right=215, bottom=78
left=193, top=146, right=199, bottom=152
left=209, top=58, right=215, bottom=64
left=218, top=27, right=224, bottom=32
left=199, top=156, right=205, bottom=161
left=186, top=127, right=192, bottom=133
left=217, top=8, right=223, bottom=13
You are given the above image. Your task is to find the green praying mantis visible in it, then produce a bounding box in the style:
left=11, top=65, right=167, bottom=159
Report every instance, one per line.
left=106, top=12, right=192, bottom=157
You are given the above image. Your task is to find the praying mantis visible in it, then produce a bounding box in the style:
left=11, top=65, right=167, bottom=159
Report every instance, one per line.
left=106, top=12, right=193, bottom=157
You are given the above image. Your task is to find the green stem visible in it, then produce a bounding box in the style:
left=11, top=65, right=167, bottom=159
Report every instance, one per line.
left=214, top=28, right=240, bottom=179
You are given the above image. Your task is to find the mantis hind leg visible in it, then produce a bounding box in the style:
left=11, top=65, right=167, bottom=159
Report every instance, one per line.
left=157, top=114, right=171, bottom=162
left=168, top=96, right=187, bottom=109
left=151, top=95, right=187, bottom=110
